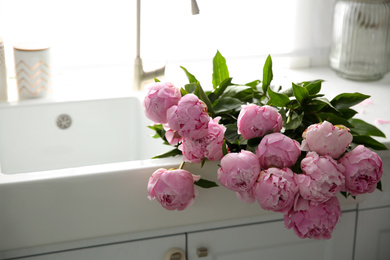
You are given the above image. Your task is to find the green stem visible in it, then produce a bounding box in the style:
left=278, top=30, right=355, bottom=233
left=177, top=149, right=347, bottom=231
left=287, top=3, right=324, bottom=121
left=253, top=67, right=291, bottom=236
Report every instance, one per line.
left=179, top=161, right=186, bottom=170
left=314, top=113, right=323, bottom=123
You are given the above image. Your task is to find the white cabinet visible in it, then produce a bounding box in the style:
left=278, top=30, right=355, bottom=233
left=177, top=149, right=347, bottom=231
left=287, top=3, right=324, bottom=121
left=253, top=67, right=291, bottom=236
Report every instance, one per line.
left=187, top=212, right=356, bottom=260
left=354, top=207, right=390, bottom=260
left=20, top=234, right=185, bottom=260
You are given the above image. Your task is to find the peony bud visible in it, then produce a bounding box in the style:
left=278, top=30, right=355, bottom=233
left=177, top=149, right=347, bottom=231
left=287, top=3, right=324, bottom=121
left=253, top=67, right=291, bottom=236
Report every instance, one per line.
left=256, top=133, right=301, bottom=169
left=143, top=82, right=181, bottom=123
left=296, top=152, right=345, bottom=202
left=284, top=196, right=341, bottom=240
left=147, top=168, right=200, bottom=211
left=217, top=150, right=261, bottom=203
left=237, top=104, right=283, bottom=140
left=167, top=94, right=210, bottom=140
left=339, top=145, right=383, bottom=196
left=301, top=121, right=352, bottom=159
left=179, top=117, right=226, bottom=163
left=253, top=167, right=298, bottom=214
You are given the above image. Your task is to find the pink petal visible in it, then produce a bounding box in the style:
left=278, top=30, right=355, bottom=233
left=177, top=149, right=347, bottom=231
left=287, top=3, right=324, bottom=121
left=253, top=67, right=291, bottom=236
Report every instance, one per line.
left=375, top=119, right=390, bottom=125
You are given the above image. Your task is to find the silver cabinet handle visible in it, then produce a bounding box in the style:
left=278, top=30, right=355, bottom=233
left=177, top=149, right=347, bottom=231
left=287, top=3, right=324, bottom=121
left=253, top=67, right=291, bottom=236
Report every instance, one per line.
left=164, top=248, right=186, bottom=260
left=196, top=247, right=208, bottom=258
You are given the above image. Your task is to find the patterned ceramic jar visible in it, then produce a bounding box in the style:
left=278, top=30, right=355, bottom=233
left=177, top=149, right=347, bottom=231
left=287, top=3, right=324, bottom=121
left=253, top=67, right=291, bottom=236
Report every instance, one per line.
left=0, top=38, right=7, bottom=102
left=13, top=44, right=52, bottom=99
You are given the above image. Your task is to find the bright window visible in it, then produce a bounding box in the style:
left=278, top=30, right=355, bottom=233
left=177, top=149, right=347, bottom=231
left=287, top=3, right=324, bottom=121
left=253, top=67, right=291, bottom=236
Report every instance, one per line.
left=0, top=0, right=336, bottom=100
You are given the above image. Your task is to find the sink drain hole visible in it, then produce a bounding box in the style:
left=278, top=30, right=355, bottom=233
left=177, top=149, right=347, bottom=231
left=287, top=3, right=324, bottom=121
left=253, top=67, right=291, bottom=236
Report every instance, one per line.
left=56, top=114, right=72, bottom=129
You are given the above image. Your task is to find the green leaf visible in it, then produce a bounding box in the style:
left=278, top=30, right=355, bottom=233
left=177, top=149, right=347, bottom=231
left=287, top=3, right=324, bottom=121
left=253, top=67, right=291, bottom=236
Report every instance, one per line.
left=152, top=148, right=182, bottom=159
left=225, top=124, right=240, bottom=143
left=281, top=87, right=294, bottom=97
left=212, top=50, right=229, bottom=89
left=352, top=135, right=388, bottom=150
left=220, top=85, right=252, bottom=99
left=180, top=66, right=198, bottom=83
left=201, top=159, right=206, bottom=168
left=279, top=107, right=287, bottom=126
left=211, top=77, right=233, bottom=103
left=148, top=124, right=165, bottom=138
left=180, top=87, right=188, bottom=96
left=331, top=92, right=370, bottom=109
left=195, top=178, right=219, bottom=188
left=185, top=83, right=197, bottom=94
left=285, top=100, right=299, bottom=111
left=222, top=140, right=228, bottom=156
left=262, top=55, right=273, bottom=93
left=267, top=87, right=291, bottom=107
left=298, top=79, right=324, bottom=95
left=305, top=98, right=331, bottom=112
left=377, top=181, right=383, bottom=191
left=213, top=97, right=242, bottom=114
left=285, top=111, right=304, bottom=130
left=349, top=118, right=386, bottom=138
left=245, top=80, right=261, bottom=90
left=292, top=83, right=310, bottom=105
left=340, top=191, right=348, bottom=199
left=154, top=78, right=161, bottom=82
left=340, top=191, right=356, bottom=199
left=338, top=108, right=358, bottom=119
left=317, top=112, right=353, bottom=128
left=247, top=137, right=262, bottom=148
left=196, top=81, right=215, bottom=117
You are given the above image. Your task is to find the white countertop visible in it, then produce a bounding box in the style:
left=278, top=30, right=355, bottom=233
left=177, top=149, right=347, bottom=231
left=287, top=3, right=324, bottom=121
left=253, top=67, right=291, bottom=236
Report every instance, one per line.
left=0, top=65, right=389, bottom=258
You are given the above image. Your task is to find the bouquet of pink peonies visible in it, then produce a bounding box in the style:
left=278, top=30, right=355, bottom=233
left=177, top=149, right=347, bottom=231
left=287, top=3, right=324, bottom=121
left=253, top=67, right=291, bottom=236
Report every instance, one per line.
left=145, top=51, right=386, bottom=240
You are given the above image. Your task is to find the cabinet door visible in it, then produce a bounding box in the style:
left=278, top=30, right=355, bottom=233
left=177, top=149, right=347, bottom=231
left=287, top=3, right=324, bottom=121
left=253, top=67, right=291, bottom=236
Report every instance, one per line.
left=354, top=207, right=390, bottom=260
left=187, top=212, right=356, bottom=260
left=21, top=234, right=185, bottom=260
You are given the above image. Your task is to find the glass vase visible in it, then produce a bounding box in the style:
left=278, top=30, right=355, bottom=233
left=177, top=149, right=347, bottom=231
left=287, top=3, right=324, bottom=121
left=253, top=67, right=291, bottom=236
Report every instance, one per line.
left=329, top=0, right=390, bottom=81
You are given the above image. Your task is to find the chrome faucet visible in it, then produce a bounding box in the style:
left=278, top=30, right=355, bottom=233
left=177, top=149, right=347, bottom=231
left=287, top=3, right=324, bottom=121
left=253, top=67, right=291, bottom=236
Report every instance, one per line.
left=133, top=0, right=199, bottom=91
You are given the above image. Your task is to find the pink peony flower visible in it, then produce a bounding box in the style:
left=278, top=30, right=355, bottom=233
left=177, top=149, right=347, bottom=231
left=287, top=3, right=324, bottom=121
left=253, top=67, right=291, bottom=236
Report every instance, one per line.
left=301, top=121, right=353, bottom=159
left=253, top=168, right=298, bottom=214
left=179, top=139, right=204, bottom=164
left=296, top=152, right=345, bottom=202
left=203, top=117, right=226, bottom=161
left=284, top=196, right=341, bottom=240
left=143, top=82, right=182, bottom=123
left=339, top=145, right=383, bottom=196
left=179, top=117, right=226, bottom=163
left=256, top=133, right=301, bottom=169
left=236, top=189, right=256, bottom=204
left=165, top=128, right=182, bottom=146
left=237, top=104, right=283, bottom=140
left=217, top=150, right=261, bottom=203
left=167, top=94, right=210, bottom=140
left=147, top=168, right=200, bottom=211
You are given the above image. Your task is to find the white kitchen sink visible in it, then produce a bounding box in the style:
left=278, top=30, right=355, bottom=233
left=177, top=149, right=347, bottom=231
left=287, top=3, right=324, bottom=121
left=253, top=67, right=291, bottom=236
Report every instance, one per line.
left=0, top=96, right=169, bottom=174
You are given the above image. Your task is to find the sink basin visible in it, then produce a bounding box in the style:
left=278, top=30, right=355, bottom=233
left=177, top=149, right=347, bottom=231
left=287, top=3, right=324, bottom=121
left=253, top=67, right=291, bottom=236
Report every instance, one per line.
left=0, top=96, right=169, bottom=174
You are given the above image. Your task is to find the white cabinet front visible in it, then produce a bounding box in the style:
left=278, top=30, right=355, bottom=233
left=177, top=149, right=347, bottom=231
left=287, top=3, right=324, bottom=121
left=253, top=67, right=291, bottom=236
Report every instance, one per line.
left=187, top=212, right=356, bottom=260
left=354, top=207, right=390, bottom=260
left=20, top=234, right=185, bottom=260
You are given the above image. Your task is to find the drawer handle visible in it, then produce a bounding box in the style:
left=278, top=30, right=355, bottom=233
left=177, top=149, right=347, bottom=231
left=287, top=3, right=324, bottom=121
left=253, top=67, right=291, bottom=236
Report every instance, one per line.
left=164, top=248, right=186, bottom=260
left=197, top=247, right=208, bottom=258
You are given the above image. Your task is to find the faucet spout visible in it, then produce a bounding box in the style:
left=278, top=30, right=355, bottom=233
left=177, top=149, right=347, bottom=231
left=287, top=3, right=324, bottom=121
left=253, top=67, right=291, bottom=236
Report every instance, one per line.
left=133, top=56, right=165, bottom=91
left=133, top=0, right=199, bottom=91
left=133, top=0, right=165, bottom=91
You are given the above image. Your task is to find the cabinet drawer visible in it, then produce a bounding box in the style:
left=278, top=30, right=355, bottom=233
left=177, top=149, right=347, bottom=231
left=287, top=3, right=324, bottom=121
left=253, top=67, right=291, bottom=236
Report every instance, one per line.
left=20, top=234, right=185, bottom=260
left=187, top=212, right=356, bottom=260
